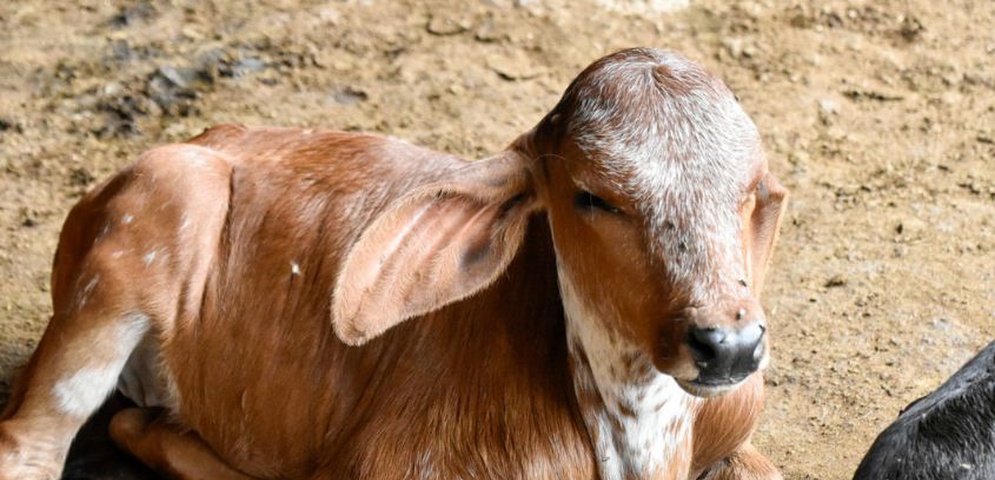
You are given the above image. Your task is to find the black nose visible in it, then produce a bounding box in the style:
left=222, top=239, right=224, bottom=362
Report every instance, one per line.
left=687, top=322, right=766, bottom=384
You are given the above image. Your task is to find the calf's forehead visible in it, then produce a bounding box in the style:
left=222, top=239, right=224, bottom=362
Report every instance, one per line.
left=564, top=50, right=765, bottom=207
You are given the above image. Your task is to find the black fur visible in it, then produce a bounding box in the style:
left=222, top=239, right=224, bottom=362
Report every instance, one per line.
left=853, top=341, right=995, bottom=480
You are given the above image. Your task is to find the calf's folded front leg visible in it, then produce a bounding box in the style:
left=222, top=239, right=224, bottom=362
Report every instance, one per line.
left=109, top=408, right=256, bottom=480
left=0, top=307, right=150, bottom=480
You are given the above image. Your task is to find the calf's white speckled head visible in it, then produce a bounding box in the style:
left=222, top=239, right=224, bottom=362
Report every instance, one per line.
left=523, top=48, right=788, bottom=397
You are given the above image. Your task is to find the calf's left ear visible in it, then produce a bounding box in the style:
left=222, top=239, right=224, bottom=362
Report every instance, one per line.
left=747, top=172, right=788, bottom=297
left=332, top=153, right=538, bottom=346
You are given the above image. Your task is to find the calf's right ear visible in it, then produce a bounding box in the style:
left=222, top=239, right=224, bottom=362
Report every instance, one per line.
left=332, top=152, right=538, bottom=346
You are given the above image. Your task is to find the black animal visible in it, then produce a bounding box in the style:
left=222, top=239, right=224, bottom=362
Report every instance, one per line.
left=853, top=341, right=995, bottom=480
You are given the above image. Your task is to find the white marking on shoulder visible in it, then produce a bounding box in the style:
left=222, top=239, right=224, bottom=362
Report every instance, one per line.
left=53, top=366, right=119, bottom=417
left=184, top=151, right=212, bottom=169
left=54, top=313, right=150, bottom=416
left=291, top=261, right=301, bottom=276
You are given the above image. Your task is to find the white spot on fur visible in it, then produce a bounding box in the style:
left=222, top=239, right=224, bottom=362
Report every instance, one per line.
left=291, top=262, right=301, bottom=276
left=53, top=366, right=120, bottom=417
left=180, top=214, right=191, bottom=232
left=143, top=250, right=157, bottom=266
left=54, top=313, right=150, bottom=417
left=185, top=152, right=211, bottom=169
left=415, top=450, right=435, bottom=479
left=111, top=250, right=126, bottom=259
left=76, top=275, right=101, bottom=309
left=122, top=214, right=134, bottom=225
left=559, top=270, right=697, bottom=480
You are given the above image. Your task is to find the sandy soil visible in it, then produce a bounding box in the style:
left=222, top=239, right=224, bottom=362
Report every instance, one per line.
left=1, top=1, right=993, bottom=478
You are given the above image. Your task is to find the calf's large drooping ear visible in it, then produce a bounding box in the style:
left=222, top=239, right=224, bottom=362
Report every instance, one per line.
left=332, top=153, right=538, bottom=346
left=747, top=172, right=788, bottom=297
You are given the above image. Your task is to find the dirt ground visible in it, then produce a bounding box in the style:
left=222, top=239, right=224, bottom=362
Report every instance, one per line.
left=1, top=0, right=993, bottom=478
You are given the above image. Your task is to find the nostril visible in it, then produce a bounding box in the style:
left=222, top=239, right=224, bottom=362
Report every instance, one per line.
left=688, top=328, right=724, bottom=367
left=752, top=337, right=765, bottom=362
left=751, top=324, right=767, bottom=361
left=744, top=322, right=766, bottom=345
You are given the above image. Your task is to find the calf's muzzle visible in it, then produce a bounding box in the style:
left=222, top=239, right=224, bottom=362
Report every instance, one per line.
left=688, top=323, right=765, bottom=384
left=685, top=301, right=767, bottom=386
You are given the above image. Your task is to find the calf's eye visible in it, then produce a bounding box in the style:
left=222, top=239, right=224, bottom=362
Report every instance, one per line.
left=574, top=191, right=621, bottom=214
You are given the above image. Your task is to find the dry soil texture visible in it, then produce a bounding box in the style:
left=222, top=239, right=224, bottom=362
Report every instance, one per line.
left=1, top=1, right=994, bottom=479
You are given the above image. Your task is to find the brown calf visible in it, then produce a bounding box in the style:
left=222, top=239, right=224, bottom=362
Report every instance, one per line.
left=0, top=48, right=787, bottom=479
